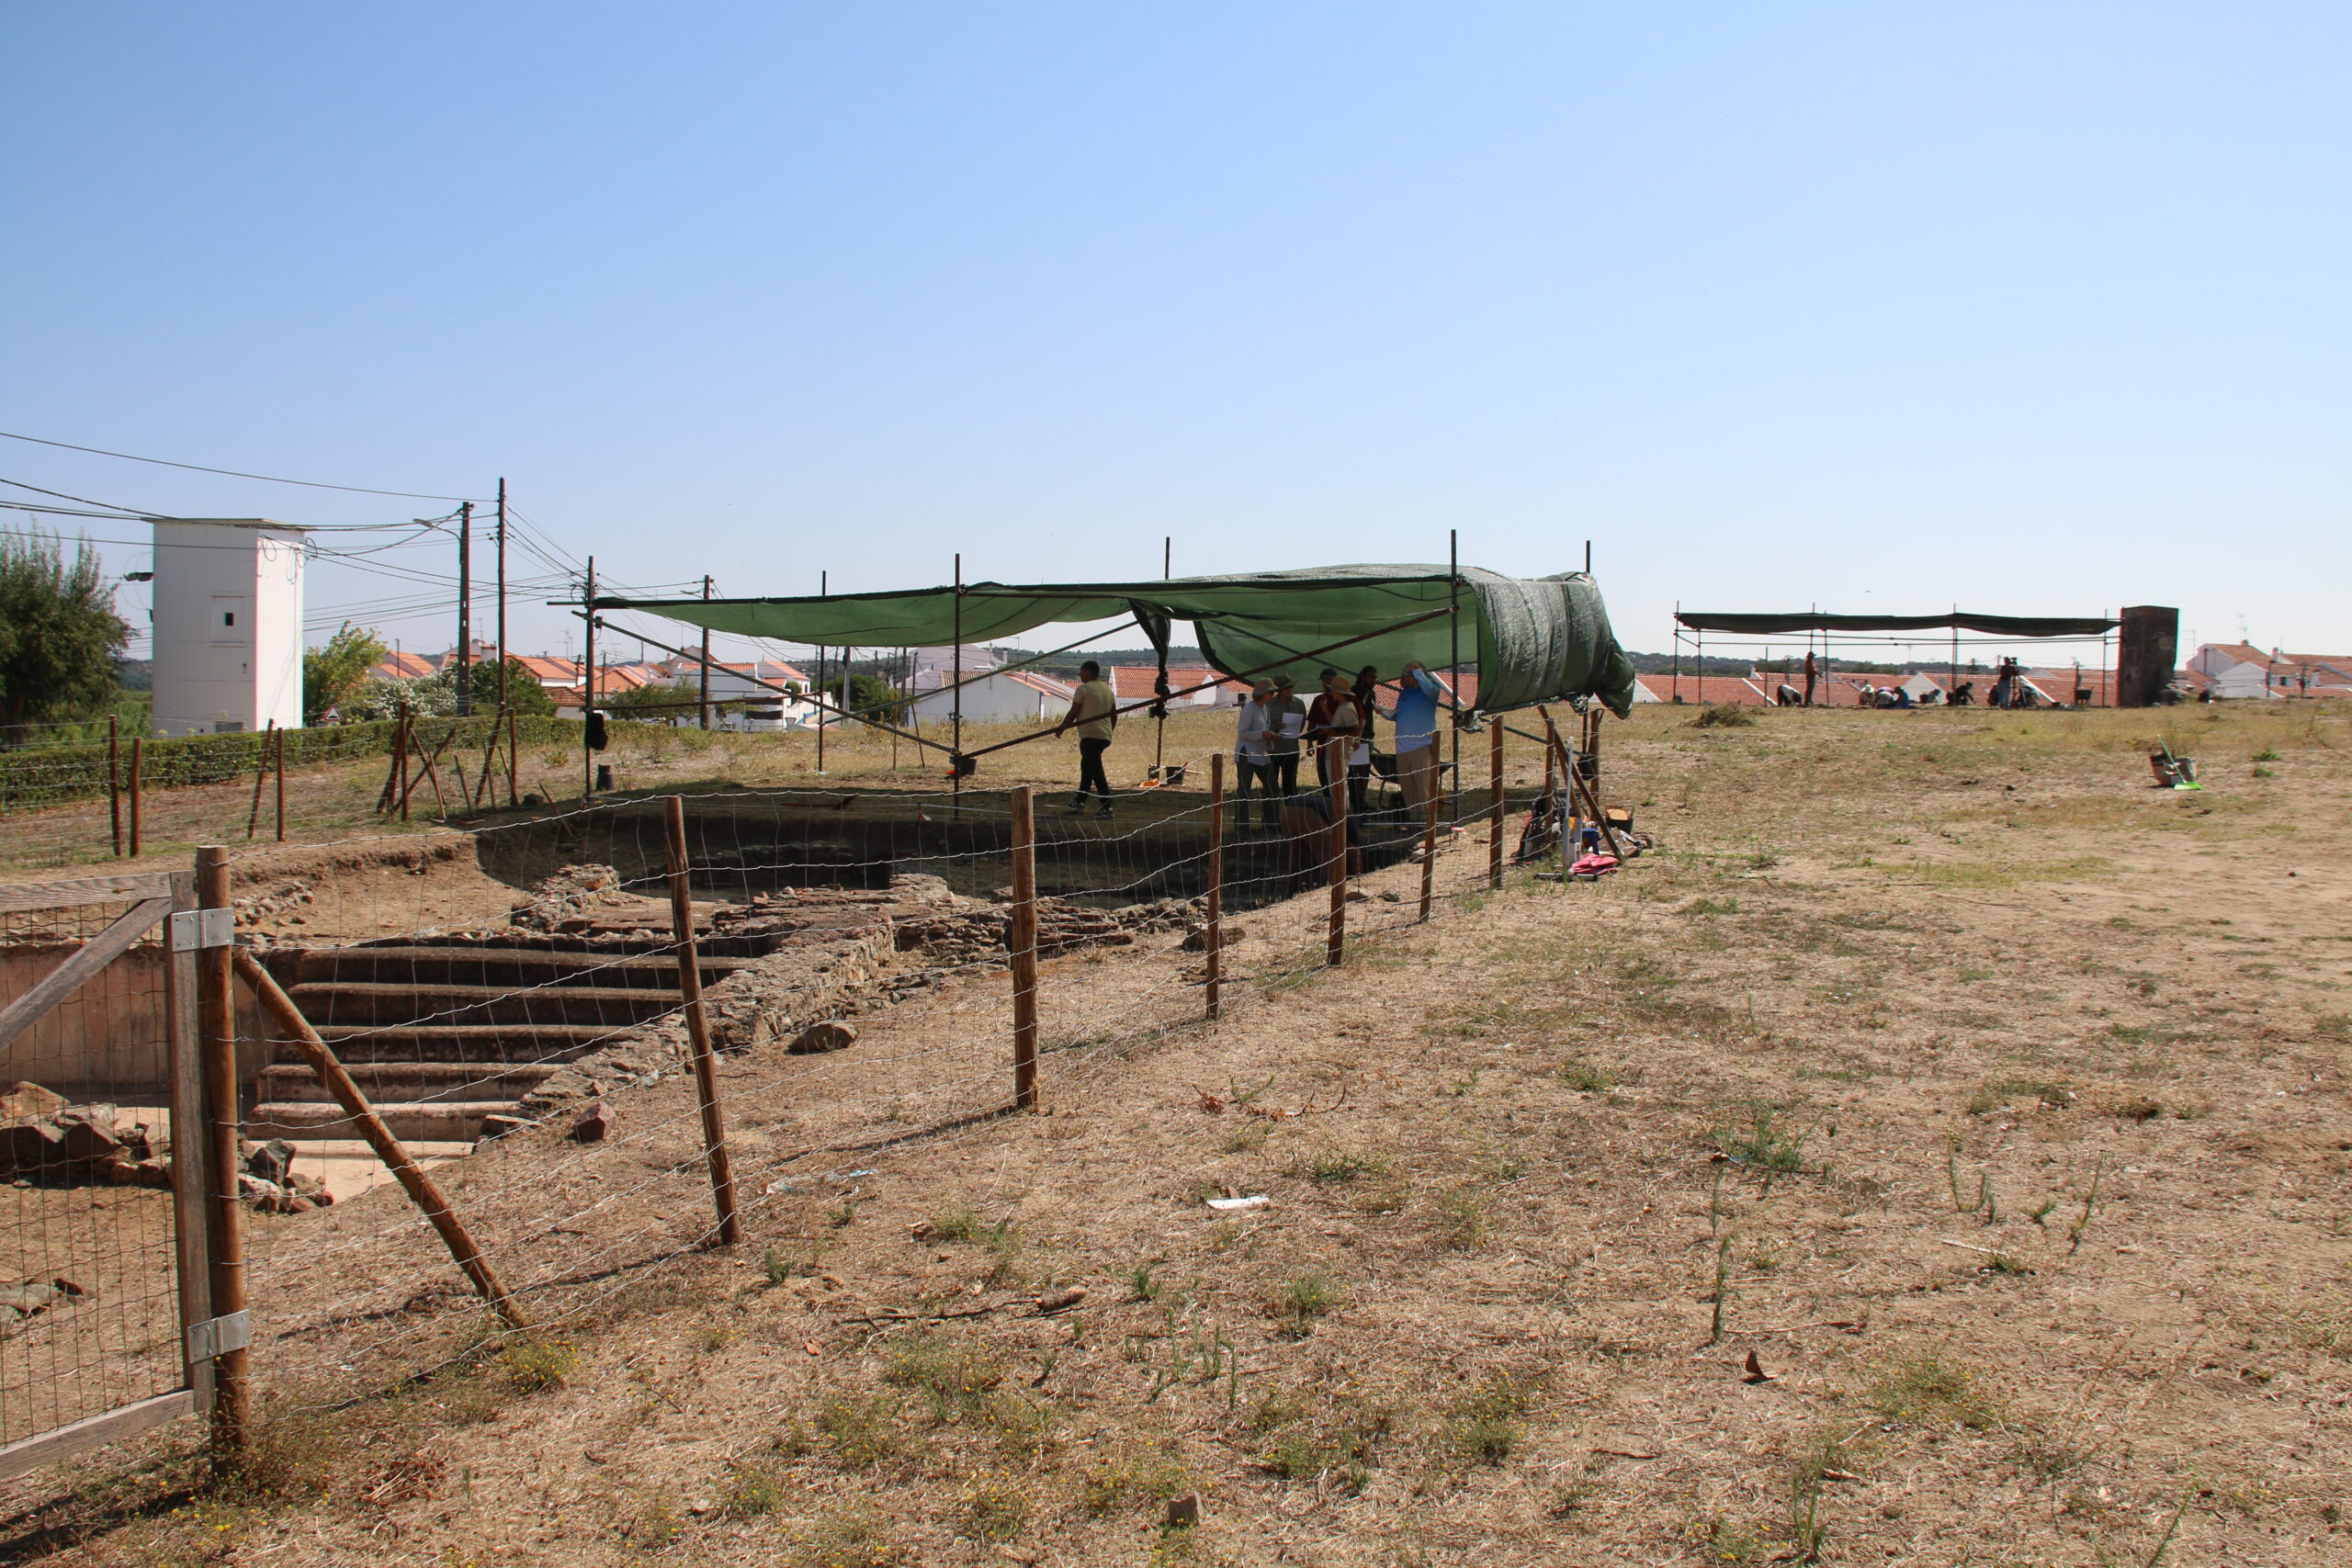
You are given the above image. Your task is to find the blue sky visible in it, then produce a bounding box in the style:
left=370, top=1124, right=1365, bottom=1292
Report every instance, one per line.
left=4, top=3, right=2346, bottom=669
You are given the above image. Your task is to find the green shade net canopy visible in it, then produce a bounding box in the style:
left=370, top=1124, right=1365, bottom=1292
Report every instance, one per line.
left=599, top=565, right=1638, bottom=717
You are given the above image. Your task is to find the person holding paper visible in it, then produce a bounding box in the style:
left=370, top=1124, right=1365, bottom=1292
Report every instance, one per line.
left=1233, top=681, right=1283, bottom=829
left=1306, top=667, right=1363, bottom=789
left=1263, top=673, right=1307, bottom=805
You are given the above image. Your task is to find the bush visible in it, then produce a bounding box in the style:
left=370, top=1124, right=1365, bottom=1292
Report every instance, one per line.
left=1693, top=704, right=1757, bottom=728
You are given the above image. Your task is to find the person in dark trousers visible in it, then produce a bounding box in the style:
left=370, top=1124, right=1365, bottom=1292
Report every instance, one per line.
left=1233, top=680, right=1283, bottom=830
left=1347, top=665, right=1380, bottom=814
left=1055, top=660, right=1119, bottom=817
left=1802, top=650, right=1818, bottom=707
left=1263, top=673, right=1306, bottom=806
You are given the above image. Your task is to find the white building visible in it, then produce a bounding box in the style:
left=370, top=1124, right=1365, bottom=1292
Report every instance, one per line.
left=909, top=669, right=1074, bottom=725
left=150, top=519, right=307, bottom=736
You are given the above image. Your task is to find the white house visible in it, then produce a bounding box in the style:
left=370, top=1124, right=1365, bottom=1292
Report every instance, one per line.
left=150, top=519, right=308, bottom=736
left=2188, top=643, right=2284, bottom=699
left=908, top=669, right=1074, bottom=726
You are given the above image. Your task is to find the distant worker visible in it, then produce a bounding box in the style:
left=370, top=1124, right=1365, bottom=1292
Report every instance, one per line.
left=1055, top=660, right=1119, bottom=818
left=1233, top=681, right=1283, bottom=831
left=1802, top=650, right=1818, bottom=707
left=1775, top=682, right=1803, bottom=707
left=1389, top=658, right=1445, bottom=814
left=1990, top=658, right=2021, bottom=709
left=1305, top=667, right=1363, bottom=789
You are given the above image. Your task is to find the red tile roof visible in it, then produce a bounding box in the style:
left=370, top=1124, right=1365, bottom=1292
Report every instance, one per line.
left=370, top=650, right=438, bottom=681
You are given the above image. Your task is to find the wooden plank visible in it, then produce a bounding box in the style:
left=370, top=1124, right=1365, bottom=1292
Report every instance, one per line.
left=0, top=871, right=177, bottom=915
left=0, top=1390, right=195, bottom=1484
left=0, top=895, right=173, bottom=1055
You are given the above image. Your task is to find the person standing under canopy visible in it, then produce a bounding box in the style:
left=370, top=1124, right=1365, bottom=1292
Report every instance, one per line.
left=1389, top=659, right=1444, bottom=814
left=1306, top=667, right=1363, bottom=789
left=1056, top=660, right=1119, bottom=818
left=1233, top=680, right=1282, bottom=831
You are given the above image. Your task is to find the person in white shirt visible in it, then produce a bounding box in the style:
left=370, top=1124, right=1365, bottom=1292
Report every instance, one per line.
left=1232, top=681, right=1283, bottom=829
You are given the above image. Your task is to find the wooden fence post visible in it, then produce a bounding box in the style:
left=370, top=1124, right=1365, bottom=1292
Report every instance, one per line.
left=129, top=739, right=142, bottom=860
left=1205, top=754, right=1224, bottom=1021
left=1325, top=740, right=1347, bottom=965
left=273, top=725, right=285, bottom=842
left=1009, top=785, right=1039, bottom=1109
left=194, top=847, right=249, bottom=1457
left=506, top=708, right=520, bottom=805
left=1487, top=717, right=1504, bottom=890
left=1419, top=787, right=1439, bottom=921
left=235, top=951, right=527, bottom=1323
left=662, top=795, right=741, bottom=1247
left=107, top=716, right=122, bottom=857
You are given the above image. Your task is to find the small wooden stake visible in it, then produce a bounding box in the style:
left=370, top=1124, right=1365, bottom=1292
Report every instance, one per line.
left=1205, top=754, right=1224, bottom=1020
left=1325, top=740, right=1347, bottom=965
left=1009, top=784, right=1040, bottom=1108
left=1487, top=717, right=1503, bottom=891
left=128, top=739, right=142, bottom=859
left=272, top=724, right=285, bottom=841
left=662, top=795, right=741, bottom=1246
left=195, top=849, right=248, bottom=1455
left=506, top=707, right=520, bottom=804
left=233, top=949, right=526, bottom=1322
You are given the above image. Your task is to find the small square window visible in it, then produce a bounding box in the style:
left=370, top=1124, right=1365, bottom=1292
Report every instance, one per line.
left=223, top=612, right=236, bottom=626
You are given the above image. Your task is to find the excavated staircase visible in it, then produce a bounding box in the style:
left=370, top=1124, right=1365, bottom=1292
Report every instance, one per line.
left=249, top=929, right=784, bottom=1143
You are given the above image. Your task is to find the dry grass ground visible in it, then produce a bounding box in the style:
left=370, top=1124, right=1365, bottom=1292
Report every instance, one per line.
left=5, top=699, right=2349, bottom=1565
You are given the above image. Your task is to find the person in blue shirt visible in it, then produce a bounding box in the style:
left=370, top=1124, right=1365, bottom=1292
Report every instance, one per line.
left=1390, top=659, right=1445, bottom=814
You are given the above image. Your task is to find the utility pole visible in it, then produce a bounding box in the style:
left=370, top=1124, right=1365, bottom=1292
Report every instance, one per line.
left=494, top=479, right=508, bottom=711
left=698, top=575, right=712, bottom=730
left=455, top=502, right=473, bottom=716
left=582, top=557, right=596, bottom=798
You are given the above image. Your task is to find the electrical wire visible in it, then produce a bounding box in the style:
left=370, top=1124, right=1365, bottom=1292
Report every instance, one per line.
left=0, top=430, right=490, bottom=502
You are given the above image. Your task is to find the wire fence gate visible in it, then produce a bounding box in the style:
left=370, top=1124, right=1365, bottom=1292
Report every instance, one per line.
left=0, top=716, right=1624, bottom=1479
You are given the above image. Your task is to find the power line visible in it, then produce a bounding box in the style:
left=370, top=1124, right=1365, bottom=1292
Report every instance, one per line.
left=0, top=429, right=490, bottom=502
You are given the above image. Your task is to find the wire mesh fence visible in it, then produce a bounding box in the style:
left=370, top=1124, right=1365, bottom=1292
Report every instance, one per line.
left=0, top=715, right=1611, bottom=1461
left=0, top=886, right=192, bottom=1456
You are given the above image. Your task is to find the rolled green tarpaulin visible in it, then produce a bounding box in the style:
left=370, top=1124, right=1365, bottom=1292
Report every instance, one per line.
left=598, top=563, right=1638, bottom=717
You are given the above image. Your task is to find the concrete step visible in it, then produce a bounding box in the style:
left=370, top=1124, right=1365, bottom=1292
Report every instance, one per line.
left=258, top=1060, right=560, bottom=1105
left=288, top=981, right=683, bottom=1029
left=266, top=1023, right=615, bottom=1065
left=246, top=1100, right=513, bottom=1143
left=299, top=944, right=757, bottom=991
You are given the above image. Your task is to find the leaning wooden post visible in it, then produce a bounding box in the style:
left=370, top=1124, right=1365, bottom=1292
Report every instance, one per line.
left=273, top=724, right=286, bottom=841
left=1009, top=784, right=1040, bottom=1109
left=245, top=723, right=271, bottom=840
left=194, top=848, right=250, bottom=1456
left=129, top=738, right=143, bottom=859
left=1487, top=717, right=1504, bottom=890
left=662, top=795, right=741, bottom=1247
left=107, top=716, right=122, bottom=856
left=1204, top=754, right=1225, bottom=1021
left=506, top=707, right=520, bottom=806
left=233, top=950, right=526, bottom=1323
left=1325, top=739, right=1347, bottom=966
left=399, top=711, right=414, bottom=821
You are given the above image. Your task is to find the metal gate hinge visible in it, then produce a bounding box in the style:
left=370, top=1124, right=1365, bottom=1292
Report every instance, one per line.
left=167, top=909, right=236, bottom=953
left=186, top=1310, right=251, bottom=1362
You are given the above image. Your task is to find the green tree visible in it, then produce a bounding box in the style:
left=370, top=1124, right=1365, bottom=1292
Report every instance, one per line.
left=602, top=678, right=695, bottom=721
left=469, top=657, right=557, bottom=718
left=0, top=529, right=130, bottom=740
left=846, top=671, right=905, bottom=725
left=303, top=623, right=390, bottom=724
